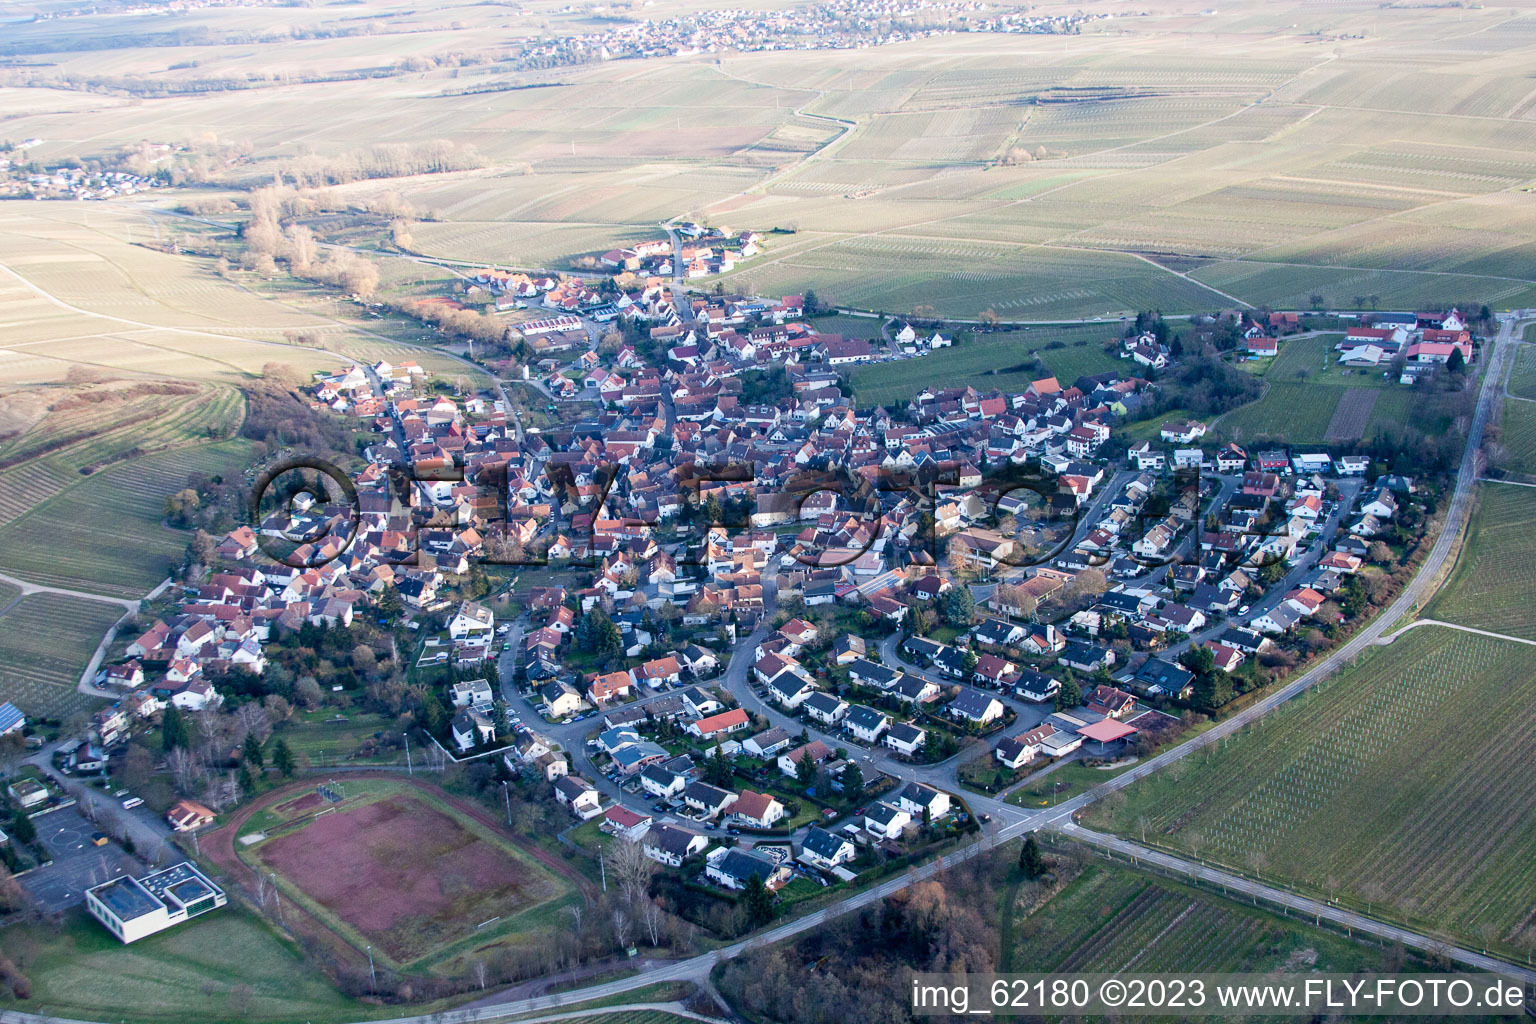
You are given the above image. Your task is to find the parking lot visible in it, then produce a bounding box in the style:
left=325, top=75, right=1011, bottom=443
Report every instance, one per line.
left=19, top=806, right=141, bottom=914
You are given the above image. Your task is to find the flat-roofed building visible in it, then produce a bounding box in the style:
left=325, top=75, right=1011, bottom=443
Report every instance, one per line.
left=86, top=862, right=226, bottom=944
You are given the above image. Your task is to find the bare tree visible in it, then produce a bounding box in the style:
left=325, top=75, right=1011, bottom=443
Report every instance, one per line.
left=610, top=837, right=654, bottom=905
left=167, top=746, right=202, bottom=794
left=562, top=903, right=583, bottom=936
left=610, top=907, right=632, bottom=951
left=474, top=960, right=488, bottom=991
left=642, top=899, right=663, bottom=947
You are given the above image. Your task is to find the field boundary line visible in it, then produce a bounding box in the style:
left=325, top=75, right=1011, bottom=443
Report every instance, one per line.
left=1476, top=475, right=1536, bottom=487
left=1057, top=824, right=1536, bottom=985
left=1374, top=617, right=1536, bottom=648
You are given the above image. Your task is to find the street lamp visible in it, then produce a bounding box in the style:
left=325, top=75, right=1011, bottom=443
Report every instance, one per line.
left=367, top=944, right=376, bottom=991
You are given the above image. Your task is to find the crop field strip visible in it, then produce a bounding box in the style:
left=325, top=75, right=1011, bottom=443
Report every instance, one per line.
left=1010, top=863, right=1402, bottom=978
left=1497, top=398, right=1536, bottom=479
left=1506, top=344, right=1536, bottom=400
left=0, top=385, right=243, bottom=534
left=0, top=592, right=122, bottom=720
left=847, top=324, right=1122, bottom=409
left=0, top=438, right=256, bottom=597
left=1086, top=629, right=1536, bottom=957
left=1425, top=482, right=1536, bottom=640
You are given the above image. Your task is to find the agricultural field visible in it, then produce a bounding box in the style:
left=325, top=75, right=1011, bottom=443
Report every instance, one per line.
left=0, top=205, right=478, bottom=387
left=244, top=782, right=576, bottom=968
left=806, top=313, right=886, bottom=340
left=0, top=383, right=243, bottom=533
left=1506, top=344, right=1536, bottom=400
left=1215, top=335, right=1439, bottom=444
left=1086, top=628, right=1536, bottom=961
left=1214, top=381, right=1342, bottom=445
left=848, top=324, right=1121, bottom=408
left=1006, top=861, right=1409, bottom=977
left=1425, top=482, right=1536, bottom=640
left=0, top=439, right=257, bottom=597
left=0, top=906, right=357, bottom=1024
left=0, top=592, right=121, bottom=721
left=2, top=4, right=1536, bottom=320
left=1495, top=395, right=1536, bottom=479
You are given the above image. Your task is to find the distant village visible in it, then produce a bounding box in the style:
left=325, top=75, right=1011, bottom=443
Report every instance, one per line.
left=507, top=1, right=1106, bottom=72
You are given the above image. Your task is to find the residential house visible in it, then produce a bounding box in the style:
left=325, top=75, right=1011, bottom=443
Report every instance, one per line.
left=948, top=688, right=1004, bottom=726
left=896, top=782, right=951, bottom=821
left=800, top=826, right=856, bottom=871
left=731, top=790, right=786, bottom=829
left=706, top=847, right=790, bottom=891
left=843, top=704, right=890, bottom=744
left=644, top=823, right=708, bottom=867
left=863, top=801, right=913, bottom=840
left=883, top=721, right=927, bottom=756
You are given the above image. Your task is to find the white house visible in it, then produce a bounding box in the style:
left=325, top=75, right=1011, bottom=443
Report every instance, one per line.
left=883, top=721, right=927, bottom=756
left=644, top=823, right=708, bottom=867
left=448, top=601, right=495, bottom=640
left=843, top=705, right=890, bottom=744
left=897, top=782, right=951, bottom=820
left=730, top=790, right=786, bottom=829
left=863, top=801, right=912, bottom=840
left=803, top=691, right=848, bottom=724
left=800, top=826, right=856, bottom=871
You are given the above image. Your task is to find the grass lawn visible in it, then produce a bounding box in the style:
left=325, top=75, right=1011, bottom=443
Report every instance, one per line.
left=809, top=313, right=885, bottom=339
left=1424, top=481, right=1536, bottom=640
left=848, top=324, right=1121, bottom=408
left=1084, top=628, right=1536, bottom=960
left=270, top=709, right=402, bottom=766
left=0, top=592, right=119, bottom=720
left=1006, top=760, right=1139, bottom=809
left=0, top=906, right=356, bottom=1024
left=1006, top=859, right=1427, bottom=975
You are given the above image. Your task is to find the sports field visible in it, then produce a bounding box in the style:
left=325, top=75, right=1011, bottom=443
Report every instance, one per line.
left=0, top=592, right=119, bottom=720
left=248, top=784, right=573, bottom=966
left=1425, top=482, right=1536, bottom=640
left=848, top=325, right=1121, bottom=408
left=1087, top=628, right=1536, bottom=960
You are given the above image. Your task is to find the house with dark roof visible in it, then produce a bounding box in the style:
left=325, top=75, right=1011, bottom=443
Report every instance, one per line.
left=643, top=823, right=707, bottom=867
left=1134, top=659, right=1194, bottom=698
left=800, top=826, right=856, bottom=871
left=896, top=782, right=951, bottom=820
left=706, top=847, right=790, bottom=891
left=883, top=721, right=927, bottom=756
left=843, top=704, right=890, bottom=744
left=947, top=688, right=1004, bottom=725
left=803, top=691, right=849, bottom=724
